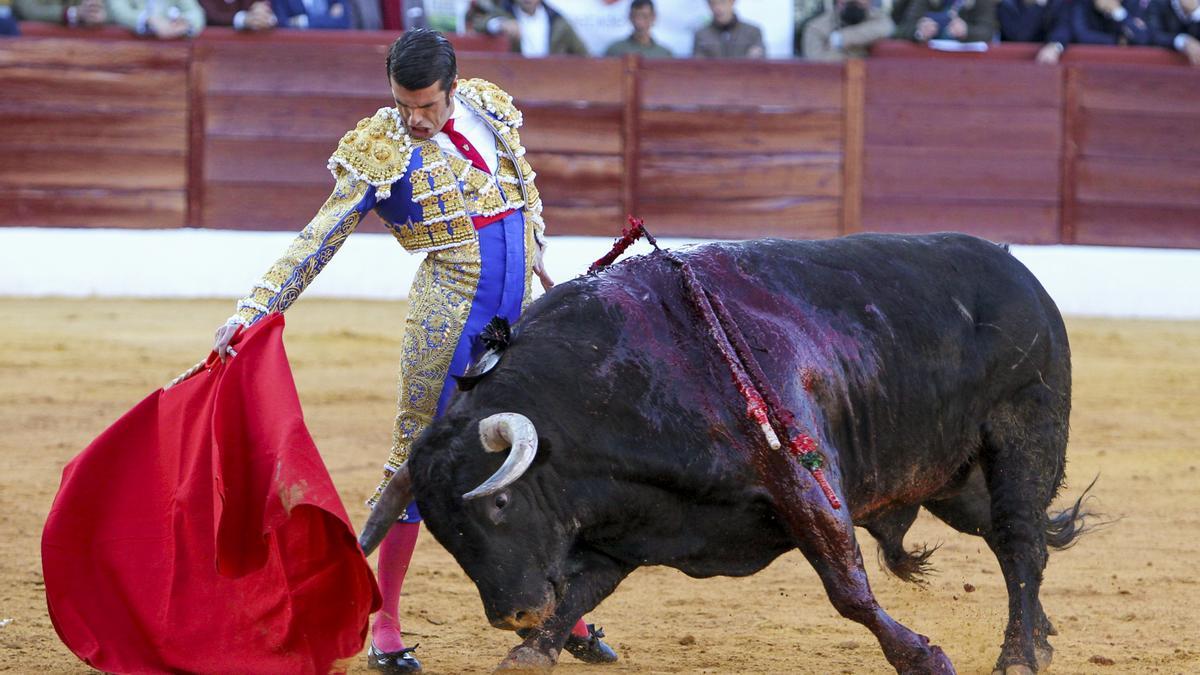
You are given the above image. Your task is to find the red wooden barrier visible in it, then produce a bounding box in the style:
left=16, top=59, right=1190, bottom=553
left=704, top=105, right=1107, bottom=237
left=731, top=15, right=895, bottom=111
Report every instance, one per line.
left=2, top=32, right=1198, bottom=247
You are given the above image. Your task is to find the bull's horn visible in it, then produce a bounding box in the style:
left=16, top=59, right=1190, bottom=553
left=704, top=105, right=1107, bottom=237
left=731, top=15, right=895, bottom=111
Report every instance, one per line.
left=462, top=413, right=538, bottom=500
left=358, top=462, right=414, bottom=556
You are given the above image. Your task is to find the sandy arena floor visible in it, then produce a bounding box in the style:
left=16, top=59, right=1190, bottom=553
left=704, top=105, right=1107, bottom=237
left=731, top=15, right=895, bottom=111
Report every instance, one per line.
left=1, top=297, right=1197, bottom=674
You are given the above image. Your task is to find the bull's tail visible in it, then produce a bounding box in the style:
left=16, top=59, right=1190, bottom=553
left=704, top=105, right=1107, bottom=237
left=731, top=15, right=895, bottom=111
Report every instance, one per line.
left=1046, top=475, right=1105, bottom=550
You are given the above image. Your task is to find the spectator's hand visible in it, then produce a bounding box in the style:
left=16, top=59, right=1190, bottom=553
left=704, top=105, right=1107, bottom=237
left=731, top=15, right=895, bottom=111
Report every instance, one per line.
left=213, top=321, right=240, bottom=363
left=947, top=16, right=967, bottom=39
left=499, top=18, right=521, bottom=40
left=148, top=15, right=190, bottom=38
left=533, top=242, right=554, bottom=292
left=1184, top=35, right=1200, bottom=66
left=1035, top=42, right=1062, bottom=64
left=746, top=45, right=766, bottom=58
left=78, top=0, right=107, bottom=25
left=915, top=17, right=938, bottom=41
left=246, top=1, right=277, bottom=30
left=1094, top=0, right=1121, bottom=17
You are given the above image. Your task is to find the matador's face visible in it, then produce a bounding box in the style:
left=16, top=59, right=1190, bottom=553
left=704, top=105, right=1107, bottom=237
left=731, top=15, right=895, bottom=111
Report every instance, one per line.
left=390, top=78, right=457, bottom=141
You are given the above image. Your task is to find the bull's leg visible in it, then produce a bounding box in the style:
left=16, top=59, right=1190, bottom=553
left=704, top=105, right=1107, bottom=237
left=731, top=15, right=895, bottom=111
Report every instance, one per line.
left=756, top=450, right=954, bottom=674
left=925, top=466, right=1056, bottom=671
left=973, top=385, right=1067, bottom=675
left=497, top=551, right=630, bottom=671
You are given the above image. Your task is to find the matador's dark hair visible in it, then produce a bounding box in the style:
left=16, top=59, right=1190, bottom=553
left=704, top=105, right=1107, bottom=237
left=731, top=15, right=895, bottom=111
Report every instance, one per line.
left=386, top=29, right=457, bottom=97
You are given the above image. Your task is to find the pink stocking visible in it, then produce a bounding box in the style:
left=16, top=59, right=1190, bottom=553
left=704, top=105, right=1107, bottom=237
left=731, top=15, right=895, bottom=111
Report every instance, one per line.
left=371, top=522, right=420, bottom=652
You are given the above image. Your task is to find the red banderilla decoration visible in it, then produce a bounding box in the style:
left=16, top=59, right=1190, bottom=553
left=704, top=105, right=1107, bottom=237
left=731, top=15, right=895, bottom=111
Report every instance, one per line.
left=589, top=216, right=658, bottom=274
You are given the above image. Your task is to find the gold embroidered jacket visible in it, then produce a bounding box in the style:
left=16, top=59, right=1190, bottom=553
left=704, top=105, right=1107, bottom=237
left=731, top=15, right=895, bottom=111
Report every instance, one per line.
left=229, top=78, right=544, bottom=327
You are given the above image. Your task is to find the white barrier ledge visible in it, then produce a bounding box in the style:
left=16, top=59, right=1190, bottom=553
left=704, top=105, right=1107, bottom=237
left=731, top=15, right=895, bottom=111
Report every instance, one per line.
left=1, top=228, right=1197, bottom=320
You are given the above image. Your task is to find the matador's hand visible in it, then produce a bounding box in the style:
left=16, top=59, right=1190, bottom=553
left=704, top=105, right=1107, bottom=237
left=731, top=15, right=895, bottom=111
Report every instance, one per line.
left=533, top=242, right=554, bottom=292
left=213, top=321, right=240, bottom=363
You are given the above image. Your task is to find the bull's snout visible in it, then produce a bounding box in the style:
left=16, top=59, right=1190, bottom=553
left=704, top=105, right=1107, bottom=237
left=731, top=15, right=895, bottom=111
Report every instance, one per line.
left=485, top=584, right=556, bottom=631
left=489, top=602, right=555, bottom=631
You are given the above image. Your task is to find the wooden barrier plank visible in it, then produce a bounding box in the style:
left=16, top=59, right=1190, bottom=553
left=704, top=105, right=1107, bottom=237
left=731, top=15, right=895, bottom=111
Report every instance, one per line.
left=0, top=109, right=186, bottom=152
left=0, top=37, right=188, bottom=70
left=458, top=55, right=625, bottom=104
left=863, top=147, right=1060, bottom=202
left=1075, top=156, right=1200, bottom=209
left=636, top=197, right=841, bottom=239
left=866, top=59, right=1061, bottom=108
left=204, top=182, right=382, bottom=231
left=638, top=154, right=842, bottom=199
left=0, top=66, right=187, bottom=113
left=864, top=104, right=1061, bottom=153
left=639, top=109, right=843, bottom=154
left=640, top=60, right=843, bottom=110
left=842, top=58, right=865, bottom=235
left=1076, top=108, right=1200, bottom=160
left=1073, top=203, right=1200, bottom=248
left=518, top=105, right=623, bottom=154
left=199, top=42, right=386, bottom=96
left=860, top=199, right=1060, bottom=244
left=0, top=148, right=186, bottom=191
left=0, top=187, right=185, bottom=229
left=541, top=204, right=625, bottom=236
left=205, top=138, right=333, bottom=185
left=206, top=93, right=386, bottom=141
left=1077, top=65, right=1200, bottom=114
left=525, top=154, right=623, bottom=206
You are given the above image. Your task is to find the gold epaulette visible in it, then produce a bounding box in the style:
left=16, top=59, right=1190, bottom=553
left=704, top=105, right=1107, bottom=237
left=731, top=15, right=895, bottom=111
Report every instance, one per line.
left=458, top=78, right=523, bottom=129
left=327, top=107, right=420, bottom=200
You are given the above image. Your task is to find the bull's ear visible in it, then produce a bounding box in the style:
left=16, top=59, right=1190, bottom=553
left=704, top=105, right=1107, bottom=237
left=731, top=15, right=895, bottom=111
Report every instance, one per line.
left=453, top=349, right=501, bottom=391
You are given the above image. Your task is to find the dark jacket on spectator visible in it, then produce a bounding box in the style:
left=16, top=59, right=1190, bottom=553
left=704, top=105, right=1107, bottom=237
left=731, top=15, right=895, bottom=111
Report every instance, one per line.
left=467, top=0, right=589, bottom=56
left=272, top=0, right=351, bottom=28
left=998, top=0, right=1071, bottom=43
left=693, top=14, right=766, bottom=57
left=898, top=0, right=999, bottom=42
left=1, top=0, right=18, bottom=34
left=199, top=0, right=255, bottom=25
left=1147, top=0, right=1200, bottom=48
left=1071, top=0, right=1153, bottom=44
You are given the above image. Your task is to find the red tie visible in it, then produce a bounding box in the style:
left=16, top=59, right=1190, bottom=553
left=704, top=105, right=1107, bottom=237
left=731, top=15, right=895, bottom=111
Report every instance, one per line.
left=442, top=118, right=491, bottom=174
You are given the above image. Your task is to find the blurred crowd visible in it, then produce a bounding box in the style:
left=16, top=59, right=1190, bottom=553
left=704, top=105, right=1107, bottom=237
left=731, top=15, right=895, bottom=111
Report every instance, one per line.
left=0, top=0, right=1196, bottom=65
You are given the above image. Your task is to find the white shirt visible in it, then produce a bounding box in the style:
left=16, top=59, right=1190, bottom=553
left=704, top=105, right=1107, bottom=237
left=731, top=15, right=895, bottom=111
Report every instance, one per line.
left=516, top=4, right=551, bottom=58
left=434, top=97, right=499, bottom=175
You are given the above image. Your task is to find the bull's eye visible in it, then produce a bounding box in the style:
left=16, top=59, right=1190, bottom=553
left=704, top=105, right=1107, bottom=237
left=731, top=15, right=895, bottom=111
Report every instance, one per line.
left=494, top=493, right=509, bottom=510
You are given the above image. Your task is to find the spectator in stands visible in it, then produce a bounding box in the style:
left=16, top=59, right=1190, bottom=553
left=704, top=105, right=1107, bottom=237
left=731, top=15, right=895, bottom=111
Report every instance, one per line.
left=108, top=0, right=206, bottom=37
left=802, top=0, right=894, bottom=60
left=998, top=0, right=1071, bottom=63
left=1, top=0, right=17, bottom=34
left=1148, top=0, right=1200, bottom=64
left=15, top=0, right=108, bottom=26
left=344, top=0, right=379, bottom=28
left=380, top=0, right=422, bottom=31
left=1071, top=0, right=1152, bottom=44
left=898, top=0, right=998, bottom=43
left=271, top=0, right=352, bottom=28
left=604, top=0, right=673, bottom=57
left=198, top=0, right=276, bottom=30
left=467, top=0, right=589, bottom=56
left=694, top=0, right=766, bottom=57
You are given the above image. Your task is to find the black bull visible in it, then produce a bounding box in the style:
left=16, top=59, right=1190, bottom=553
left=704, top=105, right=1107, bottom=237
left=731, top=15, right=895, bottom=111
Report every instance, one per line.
left=361, top=233, right=1093, bottom=673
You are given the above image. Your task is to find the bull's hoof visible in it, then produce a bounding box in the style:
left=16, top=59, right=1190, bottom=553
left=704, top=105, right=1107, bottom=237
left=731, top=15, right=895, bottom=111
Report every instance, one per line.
left=991, top=666, right=1035, bottom=675
left=1034, top=642, right=1054, bottom=671
left=904, top=645, right=956, bottom=675
left=495, top=645, right=556, bottom=673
